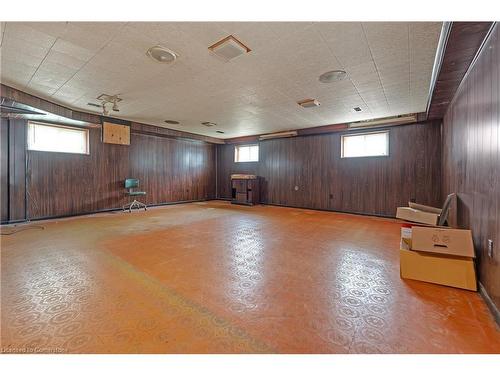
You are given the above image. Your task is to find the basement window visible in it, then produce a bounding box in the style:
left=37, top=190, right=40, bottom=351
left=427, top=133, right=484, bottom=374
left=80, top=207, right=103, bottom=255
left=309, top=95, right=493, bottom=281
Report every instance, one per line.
left=234, top=144, right=259, bottom=162
left=27, top=122, right=89, bottom=154
left=341, top=131, right=389, bottom=158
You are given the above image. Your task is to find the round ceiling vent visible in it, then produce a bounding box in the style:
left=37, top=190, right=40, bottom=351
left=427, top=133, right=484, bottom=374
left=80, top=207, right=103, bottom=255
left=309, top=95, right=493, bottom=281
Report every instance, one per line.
left=164, top=120, right=180, bottom=125
left=319, top=70, right=347, bottom=83
left=147, top=45, right=178, bottom=64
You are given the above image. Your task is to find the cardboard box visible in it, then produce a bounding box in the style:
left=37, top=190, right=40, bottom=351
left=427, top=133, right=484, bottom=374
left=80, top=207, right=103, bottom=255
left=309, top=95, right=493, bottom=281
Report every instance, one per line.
left=399, top=226, right=477, bottom=291
left=411, top=226, right=475, bottom=258
left=396, top=207, right=439, bottom=226
left=400, top=248, right=477, bottom=291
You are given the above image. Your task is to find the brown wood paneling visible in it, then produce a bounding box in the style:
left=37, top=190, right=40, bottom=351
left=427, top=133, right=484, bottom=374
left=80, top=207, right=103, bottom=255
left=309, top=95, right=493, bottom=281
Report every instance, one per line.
left=217, top=121, right=442, bottom=217
left=27, top=126, right=129, bottom=218
left=1, top=119, right=9, bottom=222
left=23, top=124, right=216, bottom=220
left=129, top=133, right=215, bottom=205
left=7, top=119, right=26, bottom=221
left=428, top=22, right=493, bottom=120
left=442, top=23, right=500, bottom=312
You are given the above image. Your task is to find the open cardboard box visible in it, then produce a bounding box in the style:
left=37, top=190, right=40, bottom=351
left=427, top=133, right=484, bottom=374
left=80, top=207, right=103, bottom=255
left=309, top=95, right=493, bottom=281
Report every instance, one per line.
left=396, top=206, right=440, bottom=226
left=399, top=225, right=477, bottom=291
left=396, top=193, right=456, bottom=226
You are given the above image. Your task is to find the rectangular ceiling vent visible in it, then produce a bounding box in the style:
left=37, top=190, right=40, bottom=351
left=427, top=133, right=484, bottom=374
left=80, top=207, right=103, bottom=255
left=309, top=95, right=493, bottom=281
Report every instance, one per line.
left=297, top=98, right=321, bottom=108
left=208, top=35, right=251, bottom=61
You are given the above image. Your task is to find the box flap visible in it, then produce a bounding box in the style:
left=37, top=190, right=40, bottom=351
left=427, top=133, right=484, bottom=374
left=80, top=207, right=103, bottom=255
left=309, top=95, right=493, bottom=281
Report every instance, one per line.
left=396, top=207, right=439, bottom=226
left=408, top=202, right=442, bottom=214
left=411, top=227, right=475, bottom=258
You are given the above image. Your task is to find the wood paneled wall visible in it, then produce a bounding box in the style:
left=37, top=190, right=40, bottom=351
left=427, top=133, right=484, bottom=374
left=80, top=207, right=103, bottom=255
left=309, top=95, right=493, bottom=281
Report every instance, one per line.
left=442, top=24, right=500, bottom=312
left=217, top=121, right=442, bottom=217
left=0, top=119, right=8, bottom=221
left=1, top=118, right=27, bottom=223
left=428, top=22, right=493, bottom=120
left=1, top=119, right=216, bottom=221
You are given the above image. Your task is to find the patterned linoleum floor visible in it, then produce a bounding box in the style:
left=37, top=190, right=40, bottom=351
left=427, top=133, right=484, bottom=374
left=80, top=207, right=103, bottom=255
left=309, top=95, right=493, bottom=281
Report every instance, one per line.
left=1, top=201, right=499, bottom=353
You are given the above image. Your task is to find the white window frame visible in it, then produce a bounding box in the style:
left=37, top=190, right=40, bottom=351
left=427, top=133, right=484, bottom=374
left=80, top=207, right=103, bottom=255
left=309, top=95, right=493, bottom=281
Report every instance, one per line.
left=234, top=144, right=259, bottom=163
left=27, top=121, right=90, bottom=155
left=340, top=130, right=389, bottom=158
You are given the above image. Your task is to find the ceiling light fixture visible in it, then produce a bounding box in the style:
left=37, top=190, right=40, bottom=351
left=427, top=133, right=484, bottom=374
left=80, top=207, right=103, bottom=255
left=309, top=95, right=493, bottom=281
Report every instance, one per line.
left=96, top=93, right=122, bottom=115
left=164, top=120, right=180, bottom=125
left=353, top=107, right=362, bottom=112
left=319, top=70, right=347, bottom=83
left=216, top=130, right=225, bottom=134
left=146, top=45, right=178, bottom=64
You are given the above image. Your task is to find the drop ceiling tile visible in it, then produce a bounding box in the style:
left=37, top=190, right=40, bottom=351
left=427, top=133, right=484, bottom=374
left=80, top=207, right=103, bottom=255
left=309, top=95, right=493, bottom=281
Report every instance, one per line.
left=52, top=85, right=86, bottom=103
left=26, top=82, right=58, bottom=96
left=0, top=22, right=5, bottom=46
left=315, top=22, right=372, bottom=68
left=1, top=49, right=42, bottom=70
left=263, top=22, right=315, bottom=40
left=44, top=50, right=87, bottom=71
left=30, top=70, right=71, bottom=90
left=60, top=23, right=120, bottom=54
left=0, top=61, right=37, bottom=86
left=38, top=60, right=78, bottom=78
left=362, top=22, right=409, bottom=52
left=354, top=79, right=383, bottom=95
left=1, top=35, right=50, bottom=60
left=3, top=22, right=57, bottom=49
left=350, top=71, right=381, bottom=86
left=360, top=88, right=386, bottom=101
left=25, top=22, right=68, bottom=38
left=1, top=22, right=442, bottom=138
left=51, top=39, right=96, bottom=62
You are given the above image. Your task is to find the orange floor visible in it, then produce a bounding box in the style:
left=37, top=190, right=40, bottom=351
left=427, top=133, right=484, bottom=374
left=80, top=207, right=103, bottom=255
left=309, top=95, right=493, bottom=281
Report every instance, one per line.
left=1, top=201, right=499, bottom=353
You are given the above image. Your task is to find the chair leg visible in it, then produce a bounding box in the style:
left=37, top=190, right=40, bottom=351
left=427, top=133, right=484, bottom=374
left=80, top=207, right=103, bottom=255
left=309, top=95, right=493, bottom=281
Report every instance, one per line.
left=123, top=199, right=147, bottom=212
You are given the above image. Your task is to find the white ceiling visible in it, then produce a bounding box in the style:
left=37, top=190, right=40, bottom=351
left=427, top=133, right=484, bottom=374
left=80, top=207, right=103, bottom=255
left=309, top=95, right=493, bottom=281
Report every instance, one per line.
left=0, top=22, right=441, bottom=138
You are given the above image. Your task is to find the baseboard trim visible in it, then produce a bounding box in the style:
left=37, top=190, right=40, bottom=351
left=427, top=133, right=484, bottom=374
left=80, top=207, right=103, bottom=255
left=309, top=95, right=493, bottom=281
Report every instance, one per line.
left=0, top=198, right=214, bottom=225
left=478, top=281, right=500, bottom=328
left=214, top=197, right=395, bottom=219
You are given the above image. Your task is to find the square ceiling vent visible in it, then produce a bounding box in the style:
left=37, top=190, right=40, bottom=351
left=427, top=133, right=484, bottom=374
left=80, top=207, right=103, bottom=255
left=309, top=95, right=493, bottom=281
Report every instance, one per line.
left=208, top=35, right=251, bottom=61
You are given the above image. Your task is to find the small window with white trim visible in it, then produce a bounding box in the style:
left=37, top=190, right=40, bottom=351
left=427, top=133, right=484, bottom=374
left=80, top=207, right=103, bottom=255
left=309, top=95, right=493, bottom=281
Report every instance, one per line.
left=27, top=122, right=89, bottom=155
left=234, top=144, right=259, bottom=162
left=341, top=131, right=389, bottom=158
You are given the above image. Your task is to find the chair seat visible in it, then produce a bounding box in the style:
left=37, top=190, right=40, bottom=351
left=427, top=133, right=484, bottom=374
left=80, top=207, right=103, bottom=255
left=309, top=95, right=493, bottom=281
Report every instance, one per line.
left=128, top=191, right=146, bottom=196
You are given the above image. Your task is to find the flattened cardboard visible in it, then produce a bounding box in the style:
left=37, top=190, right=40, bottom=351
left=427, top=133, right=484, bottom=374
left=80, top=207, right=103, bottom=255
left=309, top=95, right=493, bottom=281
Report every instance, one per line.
left=400, top=249, right=476, bottom=291
left=412, top=226, right=475, bottom=258
left=408, top=202, right=442, bottom=214
left=396, top=207, right=439, bottom=226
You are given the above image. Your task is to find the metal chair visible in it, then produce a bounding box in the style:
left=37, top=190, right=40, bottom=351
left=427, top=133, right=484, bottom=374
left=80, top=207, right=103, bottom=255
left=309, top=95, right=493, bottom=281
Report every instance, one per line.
left=123, top=178, right=147, bottom=212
